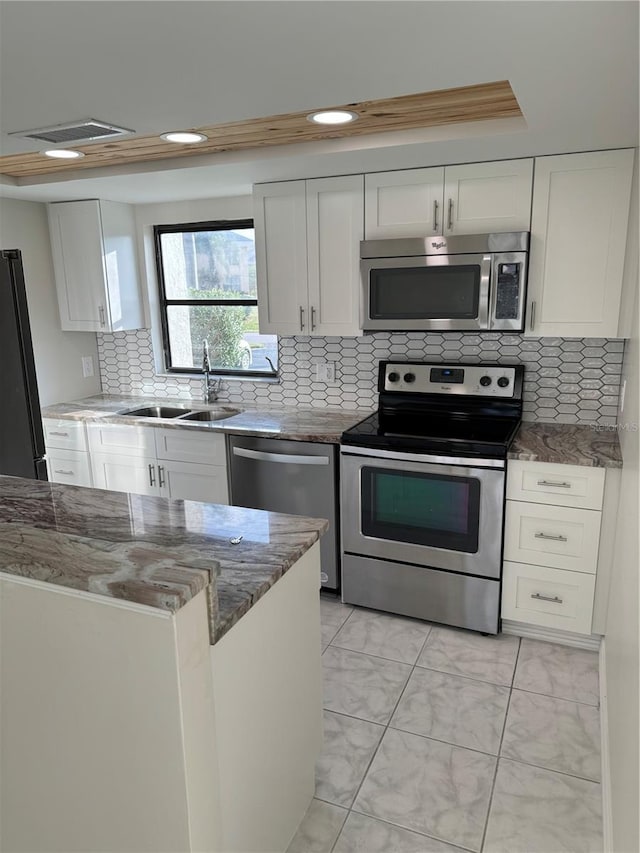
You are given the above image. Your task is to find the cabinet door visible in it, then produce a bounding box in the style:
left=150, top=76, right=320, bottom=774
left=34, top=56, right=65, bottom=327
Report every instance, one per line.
left=48, top=201, right=108, bottom=332
left=364, top=168, right=444, bottom=238
left=91, top=452, right=160, bottom=496
left=526, top=149, right=634, bottom=337
left=98, top=201, right=144, bottom=332
left=306, top=175, right=364, bottom=336
left=159, top=459, right=229, bottom=504
left=443, top=159, right=533, bottom=234
left=254, top=181, right=309, bottom=335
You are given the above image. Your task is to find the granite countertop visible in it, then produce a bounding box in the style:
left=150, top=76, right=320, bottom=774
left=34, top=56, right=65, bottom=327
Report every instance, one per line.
left=42, top=394, right=372, bottom=443
left=0, top=476, right=327, bottom=643
left=509, top=422, right=622, bottom=468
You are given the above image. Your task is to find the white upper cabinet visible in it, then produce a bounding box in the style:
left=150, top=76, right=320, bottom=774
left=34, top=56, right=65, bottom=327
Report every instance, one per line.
left=254, top=181, right=308, bottom=336
left=254, top=176, right=363, bottom=336
left=526, top=149, right=635, bottom=338
left=364, top=159, right=533, bottom=238
left=364, top=168, right=444, bottom=238
left=48, top=199, right=144, bottom=333
left=443, top=160, right=533, bottom=235
left=306, top=175, right=363, bottom=336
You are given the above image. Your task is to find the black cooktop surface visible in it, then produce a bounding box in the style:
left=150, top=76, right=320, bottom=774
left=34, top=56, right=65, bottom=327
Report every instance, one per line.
left=341, top=410, right=521, bottom=460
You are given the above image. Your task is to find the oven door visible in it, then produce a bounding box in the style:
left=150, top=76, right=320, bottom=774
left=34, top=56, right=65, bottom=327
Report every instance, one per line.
left=361, top=253, right=491, bottom=331
left=341, top=449, right=505, bottom=579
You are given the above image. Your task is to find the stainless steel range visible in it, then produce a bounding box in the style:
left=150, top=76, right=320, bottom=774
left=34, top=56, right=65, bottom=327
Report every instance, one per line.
left=340, top=361, right=524, bottom=634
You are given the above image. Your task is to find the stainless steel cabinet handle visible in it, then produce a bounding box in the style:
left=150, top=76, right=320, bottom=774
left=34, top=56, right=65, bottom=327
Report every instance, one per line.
left=158, top=465, right=165, bottom=488
left=529, top=301, right=536, bottom=331
left=433, top=199, right=439, bottom=232
left=311, top=306, right=316, bottom=331
left=148, top=463, right=156, bottom=487
left=98, top=305, right=106, bottom=327
left=537, top=480, right=572, bottom=488
left=232, top=446, right=329, bottom=466
left=531, top=593, right=563, bottom=604
left=534, top=532, right=568, bottom=542
left=54, top=469, right=74, bottom=476
left=299, top=306, right=305, bottom=332
left=49, top=431, right=69, bottom=437
left=447, top=198, right=454, bottom=230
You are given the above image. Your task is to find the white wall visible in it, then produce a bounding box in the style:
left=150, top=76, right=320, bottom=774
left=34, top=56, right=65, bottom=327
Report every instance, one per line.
left=0, top=197, right=101, bottom=405
left=604, top=159, right=639, bottom=852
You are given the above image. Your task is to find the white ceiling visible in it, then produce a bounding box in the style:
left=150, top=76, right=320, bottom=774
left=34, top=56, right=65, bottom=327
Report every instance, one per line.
left=0, top=0, right=637, bottom=204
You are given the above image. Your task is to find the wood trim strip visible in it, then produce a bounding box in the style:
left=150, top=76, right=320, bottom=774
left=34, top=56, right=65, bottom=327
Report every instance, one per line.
left=0, top=80, right=522, bottom=178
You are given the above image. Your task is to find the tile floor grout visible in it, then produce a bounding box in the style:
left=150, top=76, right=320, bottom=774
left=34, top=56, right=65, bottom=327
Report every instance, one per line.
left=326, top=623, right=435, bottom=853
left=309, top=598, right=602, bottom=853
left=478, top=637, right=522, bottom=852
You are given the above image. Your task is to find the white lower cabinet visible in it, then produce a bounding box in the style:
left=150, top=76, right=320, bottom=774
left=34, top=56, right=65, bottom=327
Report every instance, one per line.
left=46, top=448, right=93, bottom=488
left=91, top=451, right=159, bottom=496
left=502, top=460, right=606, bottom=636
left=502, top=561, right=596, bottom=635
left=43, top=418, right=93, bottom=488
left=88, top=424, right=229, bottom=503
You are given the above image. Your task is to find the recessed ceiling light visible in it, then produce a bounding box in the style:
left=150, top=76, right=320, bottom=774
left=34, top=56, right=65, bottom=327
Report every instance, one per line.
left=42, top=149, right=85, bottom=159
left=160, top=131, right=208, bottom=144
left=307, top=110, right=359, bottom=125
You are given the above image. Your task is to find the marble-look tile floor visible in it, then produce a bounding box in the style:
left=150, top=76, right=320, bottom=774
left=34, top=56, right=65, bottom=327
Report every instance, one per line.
left=287, top=595, right=602, bottom=853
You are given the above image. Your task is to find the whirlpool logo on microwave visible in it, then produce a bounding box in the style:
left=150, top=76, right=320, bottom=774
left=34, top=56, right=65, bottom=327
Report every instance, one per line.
left=431, top=240, right=446, bottom=249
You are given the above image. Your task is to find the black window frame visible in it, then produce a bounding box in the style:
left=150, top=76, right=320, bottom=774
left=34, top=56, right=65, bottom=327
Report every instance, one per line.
left=153, top=218, right=276, bottom=378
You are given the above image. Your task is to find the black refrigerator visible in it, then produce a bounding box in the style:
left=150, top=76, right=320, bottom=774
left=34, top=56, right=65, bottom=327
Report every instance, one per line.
left=0, top=249, right=48, bottom=480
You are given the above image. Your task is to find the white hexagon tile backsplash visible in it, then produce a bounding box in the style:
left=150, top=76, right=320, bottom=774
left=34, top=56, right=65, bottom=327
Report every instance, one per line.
left=97, top=330, right=624, bottom=425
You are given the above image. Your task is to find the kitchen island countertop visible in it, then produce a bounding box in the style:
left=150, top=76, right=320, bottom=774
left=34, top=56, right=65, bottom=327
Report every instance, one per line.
left=0, top=475, right=327, bottom=642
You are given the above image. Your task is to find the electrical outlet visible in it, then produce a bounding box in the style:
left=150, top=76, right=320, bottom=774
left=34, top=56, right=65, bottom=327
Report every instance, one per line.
left=82, top=356, right=95, bottom=378
left=314, top=361, right=336, bottom=383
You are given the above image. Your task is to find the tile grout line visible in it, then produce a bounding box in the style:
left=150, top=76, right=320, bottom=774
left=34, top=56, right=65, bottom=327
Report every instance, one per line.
left=328, top=624, right=435, bottom=853
left=479, top=636, right=522, bottom=853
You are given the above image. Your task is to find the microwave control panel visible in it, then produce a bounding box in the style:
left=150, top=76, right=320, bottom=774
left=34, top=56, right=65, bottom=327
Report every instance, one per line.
left=494, top=263, right=522, bottom=320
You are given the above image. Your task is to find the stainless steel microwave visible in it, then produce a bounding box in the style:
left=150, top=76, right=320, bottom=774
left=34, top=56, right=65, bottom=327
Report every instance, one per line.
left=361, top=232, right=529, bottom=332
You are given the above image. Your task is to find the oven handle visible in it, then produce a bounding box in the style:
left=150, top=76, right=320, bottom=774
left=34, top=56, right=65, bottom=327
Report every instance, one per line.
left=340, top=445, right=505, bottom=470
left=232, top=447, right=329, bottom=466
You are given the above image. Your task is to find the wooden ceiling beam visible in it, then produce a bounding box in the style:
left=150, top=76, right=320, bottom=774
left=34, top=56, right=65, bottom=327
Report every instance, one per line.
left=0, top=80, right=522, bottom=179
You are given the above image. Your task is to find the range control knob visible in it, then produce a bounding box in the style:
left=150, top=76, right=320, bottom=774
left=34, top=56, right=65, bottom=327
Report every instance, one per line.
left=479, top=376, right=492, bottom=387
left=388, top=372, right=400, bottom=383
left=497, top=376, right=510, bottom=388
left=404, top=372, right=416, bottom=383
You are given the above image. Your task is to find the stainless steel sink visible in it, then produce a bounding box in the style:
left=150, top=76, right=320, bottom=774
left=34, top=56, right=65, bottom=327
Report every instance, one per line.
left=178, top=408, right=241, bottom=422
left=118, top=406, right=192, bottom=419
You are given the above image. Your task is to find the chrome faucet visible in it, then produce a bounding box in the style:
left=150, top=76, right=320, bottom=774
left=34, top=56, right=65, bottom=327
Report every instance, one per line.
left=202, top=339, right=221, bottom=403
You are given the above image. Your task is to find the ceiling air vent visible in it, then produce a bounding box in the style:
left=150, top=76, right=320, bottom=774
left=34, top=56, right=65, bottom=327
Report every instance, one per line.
left=9, top=119, right=134, bottom=145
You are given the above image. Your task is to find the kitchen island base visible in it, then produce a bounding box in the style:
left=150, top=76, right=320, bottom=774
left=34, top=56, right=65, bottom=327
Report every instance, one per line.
left=0, top=543, right=322, bottom=853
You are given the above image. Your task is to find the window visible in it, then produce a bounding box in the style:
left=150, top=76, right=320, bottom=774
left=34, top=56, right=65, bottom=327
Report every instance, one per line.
left=154, top=220, right=277, bottom=376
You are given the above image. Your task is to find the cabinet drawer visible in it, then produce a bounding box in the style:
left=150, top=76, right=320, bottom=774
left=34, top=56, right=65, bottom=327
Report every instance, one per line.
left=507, top=460, right=605, bottom=509
left=504, top=501, right=601, bottom=574
left=87, top=423, right=157, bottom=457
left=155, top=428, right=227, bottom=466
left=46, top=449, right=92, bottom=487
left=502, top=561, right=595, bottom=635
left=43, top=419, right=88, bottom=452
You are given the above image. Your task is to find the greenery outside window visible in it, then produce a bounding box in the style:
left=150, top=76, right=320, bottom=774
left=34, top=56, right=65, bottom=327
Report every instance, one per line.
left=154, top=219, right=277, bottom=376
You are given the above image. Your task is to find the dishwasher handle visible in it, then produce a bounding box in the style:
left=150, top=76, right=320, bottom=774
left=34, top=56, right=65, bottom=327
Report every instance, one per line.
left=232, top=446, right=329, bottom=466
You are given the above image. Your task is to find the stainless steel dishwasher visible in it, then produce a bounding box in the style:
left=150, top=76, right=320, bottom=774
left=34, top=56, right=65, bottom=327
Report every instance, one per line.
left=228, top=435, right=339, bottom=590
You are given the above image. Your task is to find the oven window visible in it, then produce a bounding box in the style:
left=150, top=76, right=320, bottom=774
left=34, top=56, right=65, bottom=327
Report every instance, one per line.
left=361, top=467, right=480, bottom=553
left=370, top=265, right=480, bottom=320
